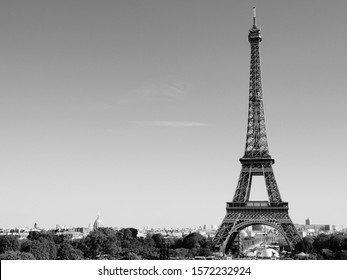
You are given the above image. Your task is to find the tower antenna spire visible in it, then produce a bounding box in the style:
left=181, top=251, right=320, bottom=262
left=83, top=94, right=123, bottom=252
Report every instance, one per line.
left=253, top=7, right=256, bottom=26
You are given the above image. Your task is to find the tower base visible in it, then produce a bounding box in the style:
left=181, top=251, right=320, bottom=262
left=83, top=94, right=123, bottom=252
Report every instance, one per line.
left=213, top=201, right=301, bottom=255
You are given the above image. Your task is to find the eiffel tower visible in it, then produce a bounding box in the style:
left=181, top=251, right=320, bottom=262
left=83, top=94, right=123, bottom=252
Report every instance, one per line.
left=213, top=8, right=302, bottom=255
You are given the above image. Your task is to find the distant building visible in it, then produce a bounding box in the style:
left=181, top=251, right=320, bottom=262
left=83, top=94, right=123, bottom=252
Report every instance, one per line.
left=93, top=215, right=102, bottom=230
left=252, top=224, right=263, bottom=231
left=305, top=218, right=311, bottom=226
left=56, top=227, right=91, bottom=240
left=295, top=223, right=336, bottom=237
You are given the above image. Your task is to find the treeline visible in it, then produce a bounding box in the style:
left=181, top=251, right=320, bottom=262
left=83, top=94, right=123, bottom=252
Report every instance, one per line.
left=294, top=233, right=347, bottom=260
left=0, top=228, right=214, bottom=260
left=2, top=229, right=347, bottom=260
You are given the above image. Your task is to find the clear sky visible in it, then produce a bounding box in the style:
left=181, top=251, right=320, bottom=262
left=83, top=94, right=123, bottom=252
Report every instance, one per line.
left=1, top=0, right=346, bottom=230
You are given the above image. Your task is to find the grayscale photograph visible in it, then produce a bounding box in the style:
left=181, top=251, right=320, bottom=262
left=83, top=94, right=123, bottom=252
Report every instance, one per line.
left=0, top=0, right=346, bottom=264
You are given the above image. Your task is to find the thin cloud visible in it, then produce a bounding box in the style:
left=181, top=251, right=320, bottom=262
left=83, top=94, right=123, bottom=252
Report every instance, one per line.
left=118, top=79, right=191, bottom=104
left=129, top=121, right=208, bottom=128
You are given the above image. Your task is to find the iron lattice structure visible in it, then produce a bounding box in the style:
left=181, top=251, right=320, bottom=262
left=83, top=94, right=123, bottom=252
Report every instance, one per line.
left=214, top=11, right=301, bottom=254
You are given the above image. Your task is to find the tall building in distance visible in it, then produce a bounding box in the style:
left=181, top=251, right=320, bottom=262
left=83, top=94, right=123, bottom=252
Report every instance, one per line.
left=213, top=8, right=302, bottom=255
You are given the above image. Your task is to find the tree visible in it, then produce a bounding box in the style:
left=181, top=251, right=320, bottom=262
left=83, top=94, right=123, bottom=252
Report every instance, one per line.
left=0, top=235, right=20, bottom=254
left=336, top=250, right=347, bottom=260
left=313, top=234, right=330, bottom=251
left=83, top=228, right=121, bottom=259
left=136, top=236, right=159, bottom=260
left=117, top=228, right=137, bottom=240
left=29, top=239, right=57, bottom=260
left=19, top=252, right=36, bottom=260
left=53, top=234, right=73, bottom=245
left=29, top=240, right=50, bottom=260
left=170, top=248, right=192, bottom=260
left=116, top=228, right=142, bottom=257
left=27, top=231, right=54, bottom=242
left=328, top=233, right=345, bottom=252
left=122, top=252, right=141, bottom=260
left=73, top=238, right=90, bottom=258
left=57, top=243, right=83, bottom=260
left=295, top=236, right=314, bottom=253
left=197, top=245, right=213, bottom=257
left=151, top=234, right=165, bottom=248
left=171, top=237, right=183, bottom=249
left=0, top=251, right=35, bottom=260
left=182, top=233, right=206, bottom=249
left=20, top=239, right=32, bottom=253
left=128, top=228, right=138, bottom=239
left=321, top=248, right=335, bottom=260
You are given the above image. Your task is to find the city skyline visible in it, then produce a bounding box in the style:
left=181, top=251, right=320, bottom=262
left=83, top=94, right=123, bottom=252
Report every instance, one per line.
left=1, top=0, right=347, bottom=230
